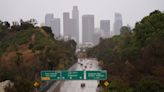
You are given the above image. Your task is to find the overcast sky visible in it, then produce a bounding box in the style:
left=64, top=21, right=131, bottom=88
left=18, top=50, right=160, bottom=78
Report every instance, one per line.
left=0, top=0, right=164, bottom=28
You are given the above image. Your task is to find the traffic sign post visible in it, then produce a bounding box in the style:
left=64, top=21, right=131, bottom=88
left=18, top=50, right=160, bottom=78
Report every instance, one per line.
left=104, top=81, right=109, bottom=86
left=86, top=70, right=107, bottom=80
left=33, top=82, right=40, bottom=92
left=61, top=71, right=84, bottom=80
left=40, top=70, right=107, bottom=80
left=41, top=71, right=61, bottom=81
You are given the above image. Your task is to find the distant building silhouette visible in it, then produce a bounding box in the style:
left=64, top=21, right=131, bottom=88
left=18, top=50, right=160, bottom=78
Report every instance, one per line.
left=63, top=6, right=79, bottom=44
left=63, top=12, right=71, bottom=37
left=45, top=13, right=54, bottom=27
left=50, top=18, right=60, bottom=38
left=113, top=13, right=123, bottom=35
left=63, top=12, right=76, bottom=42
left=72, top=6, right=79, bottom=44
left=45, top=13, right=61, bottom=38
left=82, top=15, right=95, bottom=44
left=69, top=18, right=77, bottom=41
left=100, top=20, right=110, bottom=38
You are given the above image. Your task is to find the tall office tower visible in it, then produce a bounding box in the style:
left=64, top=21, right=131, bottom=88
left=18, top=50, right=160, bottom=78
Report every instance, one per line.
left=82, top=15, right=95, bottom=44
left=63, top=12, right=77, bottom=42
left=69, top=19, right=76, bottom=41
left=113, top=13, right=123, bottom=35
left=100, top=20, right=110, bottom=38
left=63, top=12, right=70, bottom=37
left=72, top=6, right=79, bottom=44
left=45, top=13, right=54, bottom=27
left=50, top=18, right=60, bottom=38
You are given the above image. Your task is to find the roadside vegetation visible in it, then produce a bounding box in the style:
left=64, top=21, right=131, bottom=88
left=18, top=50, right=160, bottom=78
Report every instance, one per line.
left=87, top=10, right=164, bottom=92
left=0, top=19, right=77, bottom=92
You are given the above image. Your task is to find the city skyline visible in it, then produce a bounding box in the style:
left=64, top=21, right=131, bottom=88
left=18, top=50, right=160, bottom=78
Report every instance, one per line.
left=1, top=0, right=164, bottom=44
left=0, top=0, right=163, bottom=28
left=45, top=6, right=123, bottom=44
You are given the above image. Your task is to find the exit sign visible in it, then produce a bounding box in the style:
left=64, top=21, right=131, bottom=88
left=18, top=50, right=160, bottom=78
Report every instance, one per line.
left=40, top=70, right=108, bottom=80
left=41, top=71, right=61, bottom=81
left=86, top=70, right=107, bottom=80
left=61, top=71, right=84, bottom=80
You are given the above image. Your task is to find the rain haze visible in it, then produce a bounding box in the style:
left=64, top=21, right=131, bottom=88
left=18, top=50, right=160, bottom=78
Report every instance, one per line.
left=0, top=0, right=164, bottom=39
left=0, top=0, right=164, bottom=25
left=0, top=1, right=164, bottom=92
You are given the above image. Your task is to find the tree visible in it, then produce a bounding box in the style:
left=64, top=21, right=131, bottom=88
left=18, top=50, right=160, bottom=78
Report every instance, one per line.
left=135, top=76, right=164, bottom=92
left=133, top=10, right=164, bottom=47
left=20, top=19, right=35, bottom=30
left=41, top=26, right=54, bottom=37
left=87, top=10, right=164, bottom=91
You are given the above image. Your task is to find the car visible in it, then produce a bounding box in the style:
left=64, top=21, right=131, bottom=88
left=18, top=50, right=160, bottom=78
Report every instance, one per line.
left=81, top=83, right=85, bottom=88
left=80, top=63, right=83, bottom=66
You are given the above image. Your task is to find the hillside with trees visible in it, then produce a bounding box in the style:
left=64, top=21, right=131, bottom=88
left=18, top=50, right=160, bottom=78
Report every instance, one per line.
left=0, top=19, right=77, bottom=92
left=87, top=10, right=164, bottom=92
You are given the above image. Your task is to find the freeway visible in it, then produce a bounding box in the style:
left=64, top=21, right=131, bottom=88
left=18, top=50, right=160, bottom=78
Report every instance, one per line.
left=47, top=58, right=100, bottom=92
left=60, top=58, right=100, bottom=92
left=47, top=59, right=100, bottom=92
left=47, top=62, right=78, bottom=92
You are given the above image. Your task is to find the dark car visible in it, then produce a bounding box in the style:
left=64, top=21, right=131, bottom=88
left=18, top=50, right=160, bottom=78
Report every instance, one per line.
left=81, top=83, right=85, bottom=88
left=81, top=64, right=83, bottom=66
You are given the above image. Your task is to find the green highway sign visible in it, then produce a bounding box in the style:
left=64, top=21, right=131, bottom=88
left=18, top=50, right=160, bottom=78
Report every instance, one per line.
left=86, top=70, right=107, bottom=80
left=40, top=70, right=107, bottom=80
left=61, top=71, right=84, bottom=80
left=41, top=71, right=60, bottom=81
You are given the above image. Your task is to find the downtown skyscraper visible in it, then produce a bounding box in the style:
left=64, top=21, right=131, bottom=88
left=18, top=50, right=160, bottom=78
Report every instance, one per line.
left=72, top=6, right=79, bottom=44
left=100, top=20, right=110, bottom=38
left=82, top=15, right=95, bottom=44
left=113, top=13, right=123, bottom=35
left=45, top=13, right=61, bottom=38
left=50, top=18, right=60, bottom=38
left=63, top=6, right=79, bottom=44
left=63, top=12, right=71, bottom=37
left=45, top=13, right=54, bottom=27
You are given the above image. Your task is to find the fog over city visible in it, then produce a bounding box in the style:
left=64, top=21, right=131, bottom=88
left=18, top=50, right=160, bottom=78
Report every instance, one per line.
left=0, top=0, right=164, bottom=44
left=0, top=0, right=163, bottom=26
left=0, top=0, right=164, bottom=92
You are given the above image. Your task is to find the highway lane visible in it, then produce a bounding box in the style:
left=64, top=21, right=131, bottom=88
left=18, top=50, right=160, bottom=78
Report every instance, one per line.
left=60, top=59, right=100, bottom=92
left=47, top=63, right=78, bottom=92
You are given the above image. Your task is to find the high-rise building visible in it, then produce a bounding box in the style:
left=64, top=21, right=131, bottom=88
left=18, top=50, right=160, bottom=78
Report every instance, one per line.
left=82, top=15, right=95, bottom=44
left=63, top=6, right=80, bottom=44
left=72, top=6, right=79, bottom=44
left=45, top=13, right=54, bottom=27
left=50, top=18, right=60, bottom=38
left=69, top=19, right=77, bottom=41
left=100, top=20, right=110, bottom=38
left=63, top=12, right=70, bottom=37
left=45, top=13, right=61, bottom=38
left=63, top=12, right=77, bottom=42
left=114, top=13, right=123, bottom=35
